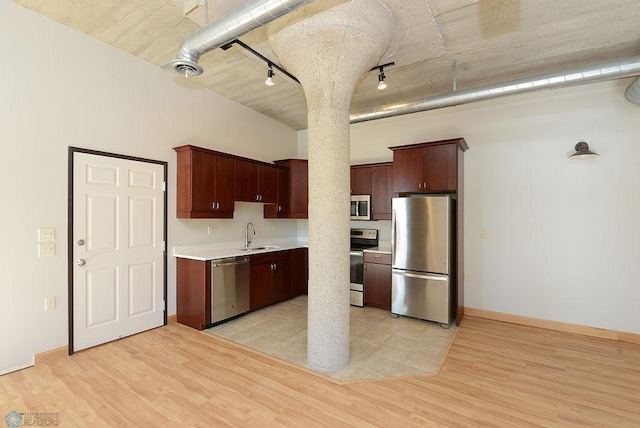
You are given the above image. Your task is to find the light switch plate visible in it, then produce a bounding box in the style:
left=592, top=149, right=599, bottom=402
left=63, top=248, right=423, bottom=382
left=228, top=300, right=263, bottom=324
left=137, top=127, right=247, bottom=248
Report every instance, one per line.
left=38, top=243, right=55, bottom=257
left=38, top=228, right=55, bottom=242
left=45, top=297, right=56, bottom=311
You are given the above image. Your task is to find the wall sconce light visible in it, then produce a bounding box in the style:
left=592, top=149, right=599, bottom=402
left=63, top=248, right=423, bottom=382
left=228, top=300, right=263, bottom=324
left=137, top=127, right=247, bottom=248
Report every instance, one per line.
left=569, top=141, right=599, bottom=160
left=265, top=64, right=275, bottom=86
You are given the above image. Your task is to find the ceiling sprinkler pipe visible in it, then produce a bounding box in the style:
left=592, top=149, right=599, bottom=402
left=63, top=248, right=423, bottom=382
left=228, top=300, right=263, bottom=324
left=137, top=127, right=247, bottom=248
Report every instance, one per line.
left=171, top=0, right=314, bottom=76
left=350, top=57, right=640, bottom=123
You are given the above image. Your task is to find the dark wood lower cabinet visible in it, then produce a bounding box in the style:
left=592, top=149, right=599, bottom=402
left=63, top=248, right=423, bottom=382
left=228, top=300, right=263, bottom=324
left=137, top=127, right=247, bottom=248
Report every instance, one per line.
left=176, top=258, right=211, bottom=330
left=290, top=248, right=308, bottom=296
left=364, top=252, right=392, bottom=310
left=249, top=250, right=303, bottom=311
left=248, top=248, right=310, bottom=311
left=176, top=248, right=309, bottom=330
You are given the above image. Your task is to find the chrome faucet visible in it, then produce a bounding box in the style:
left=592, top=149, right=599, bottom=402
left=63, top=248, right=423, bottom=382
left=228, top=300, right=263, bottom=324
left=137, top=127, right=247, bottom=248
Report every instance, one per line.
left=245, top=222, right=256, bottom=248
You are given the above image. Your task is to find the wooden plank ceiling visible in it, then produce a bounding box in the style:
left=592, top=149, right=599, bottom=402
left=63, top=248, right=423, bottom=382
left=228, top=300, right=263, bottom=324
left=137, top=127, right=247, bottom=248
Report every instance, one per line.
left=13, top=0, right=640, bottom=130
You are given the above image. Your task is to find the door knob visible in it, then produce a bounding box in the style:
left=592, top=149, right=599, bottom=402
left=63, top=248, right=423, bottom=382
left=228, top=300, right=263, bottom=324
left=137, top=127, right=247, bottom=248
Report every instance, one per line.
left=77, top=259, right=86, bottom=266
left=77, top=239, right=85, bottom=246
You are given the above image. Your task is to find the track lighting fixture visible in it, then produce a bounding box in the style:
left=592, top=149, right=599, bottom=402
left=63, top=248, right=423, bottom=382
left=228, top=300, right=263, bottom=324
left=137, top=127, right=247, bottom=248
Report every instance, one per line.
left=370, top=62, right=394, bottom=91
left=265, top=64, right=275, bottom=86
left=220, top=40, right=299, bottom=86
left=377, top=71, right=387, bottom=90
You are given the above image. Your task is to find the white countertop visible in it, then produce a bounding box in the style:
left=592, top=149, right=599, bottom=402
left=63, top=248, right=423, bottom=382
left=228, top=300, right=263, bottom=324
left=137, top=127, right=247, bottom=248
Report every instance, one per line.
left=173, top=238, right=309, bottom=261
left=363, top=242, right=392, bottom=254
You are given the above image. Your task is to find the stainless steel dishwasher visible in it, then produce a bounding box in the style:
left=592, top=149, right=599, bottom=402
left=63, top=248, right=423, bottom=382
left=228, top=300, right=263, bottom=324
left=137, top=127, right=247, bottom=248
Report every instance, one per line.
left=211, top=257, right=250, bottom=324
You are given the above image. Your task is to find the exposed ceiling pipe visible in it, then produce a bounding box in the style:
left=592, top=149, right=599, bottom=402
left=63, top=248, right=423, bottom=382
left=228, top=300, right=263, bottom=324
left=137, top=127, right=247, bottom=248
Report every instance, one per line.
left=170, top=0, right=313, bottom=77
left=625, top=76, right=640, bottom=105
left=350, top=57, right=640, bottom=123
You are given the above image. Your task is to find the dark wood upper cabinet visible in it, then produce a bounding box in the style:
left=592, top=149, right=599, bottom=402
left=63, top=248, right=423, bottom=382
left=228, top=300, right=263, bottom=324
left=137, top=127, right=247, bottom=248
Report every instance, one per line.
left=390, top=138, right=468, bottom=194
left=174, top=145, right=235, bottom=219
left=273, top=159, right=308, bottom=219
left=350, top=166, right=372, bottom=195
left=348, top=162, right=394, bottom=221
left=235, top=159, right=277, bottom=203
left=264, top=167, right=290, bottom=218
left=371, top=163, right=394, bottom=220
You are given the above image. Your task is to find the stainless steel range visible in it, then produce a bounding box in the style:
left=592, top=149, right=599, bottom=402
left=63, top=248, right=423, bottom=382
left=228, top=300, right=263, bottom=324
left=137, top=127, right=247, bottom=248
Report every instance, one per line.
left=350, top=228, right=379, bottom=307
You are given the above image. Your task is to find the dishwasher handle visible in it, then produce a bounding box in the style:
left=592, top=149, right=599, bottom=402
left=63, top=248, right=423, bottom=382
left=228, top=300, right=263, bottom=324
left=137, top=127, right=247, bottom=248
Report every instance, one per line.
left=212, top=257, right=249, bottom=268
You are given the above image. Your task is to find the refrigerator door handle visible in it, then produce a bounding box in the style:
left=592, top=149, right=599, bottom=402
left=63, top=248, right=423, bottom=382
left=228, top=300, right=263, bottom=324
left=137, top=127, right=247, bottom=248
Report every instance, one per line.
left=391, top=209, right=397, bottom=265
left=392, top=269, right=448, bottom=281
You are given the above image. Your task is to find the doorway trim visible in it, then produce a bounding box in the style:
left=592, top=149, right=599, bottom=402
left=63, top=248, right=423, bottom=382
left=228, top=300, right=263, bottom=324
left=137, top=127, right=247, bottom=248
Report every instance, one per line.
left=67, top=147, right=168, bottom=355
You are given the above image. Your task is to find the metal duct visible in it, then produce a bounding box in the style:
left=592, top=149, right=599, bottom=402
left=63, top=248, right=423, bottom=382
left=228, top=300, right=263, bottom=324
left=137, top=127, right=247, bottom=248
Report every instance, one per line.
left=625, top=76, right=640, bottom=105
left=350, top=57, right=640, bottom=123
left=170, top=0, right=313, bottom=77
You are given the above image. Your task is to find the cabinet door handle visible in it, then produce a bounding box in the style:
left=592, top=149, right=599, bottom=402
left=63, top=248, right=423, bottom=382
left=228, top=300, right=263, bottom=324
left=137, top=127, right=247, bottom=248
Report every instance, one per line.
left=212, top=202, right=215, bottom=210
left=418, top=183, right=422, bottom=189
left=278, top=205, right=282, bottom=212
left=216, top=202, right=220, bottom=209
left=424, top=182, right=427, bottom=188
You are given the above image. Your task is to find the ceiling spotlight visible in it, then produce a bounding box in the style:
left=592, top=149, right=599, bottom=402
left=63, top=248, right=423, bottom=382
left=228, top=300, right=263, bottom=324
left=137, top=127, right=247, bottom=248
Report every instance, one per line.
left=377, top=71, right=387, bottom=90
left=370, top=62, right=394, bottom=91
left=265, top=64, right=275, bottom=86
left=569, top=141, right=599, bottom=160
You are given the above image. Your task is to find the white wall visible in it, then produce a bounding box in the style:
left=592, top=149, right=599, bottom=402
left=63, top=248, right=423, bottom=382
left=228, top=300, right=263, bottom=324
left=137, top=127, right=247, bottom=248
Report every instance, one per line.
left=0, top=2, right=298, bottom=374
left=315, top=78, right=640, bottom=335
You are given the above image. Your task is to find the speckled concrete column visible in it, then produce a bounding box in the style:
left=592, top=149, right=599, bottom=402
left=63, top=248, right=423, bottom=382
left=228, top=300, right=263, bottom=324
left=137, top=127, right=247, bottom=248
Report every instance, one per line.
left=269, top=0, right=395, bottom=371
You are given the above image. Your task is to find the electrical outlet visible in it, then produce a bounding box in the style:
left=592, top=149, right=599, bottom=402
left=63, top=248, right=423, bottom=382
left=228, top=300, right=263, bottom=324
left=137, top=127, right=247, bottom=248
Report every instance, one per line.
left=45, top=297, right=56, bottom=311
left=38, top=243, right=55, bottom=257
left=38, top=228, right=55, bottom=242
left=207, top=226, right=214, bottom=235
left=481, top=230, right=489, bottom=239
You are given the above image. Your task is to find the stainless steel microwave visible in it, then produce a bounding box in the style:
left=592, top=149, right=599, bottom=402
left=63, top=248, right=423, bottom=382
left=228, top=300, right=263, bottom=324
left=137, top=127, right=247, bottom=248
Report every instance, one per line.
left=350, top=195, right=371, bottom=220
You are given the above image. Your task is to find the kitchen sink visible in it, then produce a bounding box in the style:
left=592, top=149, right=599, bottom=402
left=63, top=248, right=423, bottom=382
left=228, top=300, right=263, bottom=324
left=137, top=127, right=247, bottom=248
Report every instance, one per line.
left=236, top=245, right=280, bottom=252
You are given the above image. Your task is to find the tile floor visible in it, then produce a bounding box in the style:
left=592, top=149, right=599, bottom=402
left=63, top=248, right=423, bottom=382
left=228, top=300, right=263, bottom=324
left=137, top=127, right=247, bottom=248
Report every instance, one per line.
left=205, top=295, right=457, bottom=381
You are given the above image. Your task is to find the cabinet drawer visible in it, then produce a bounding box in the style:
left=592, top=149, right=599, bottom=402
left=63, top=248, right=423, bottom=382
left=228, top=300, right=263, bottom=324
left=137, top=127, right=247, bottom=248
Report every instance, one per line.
left=364, top=252, right=391, bottom=264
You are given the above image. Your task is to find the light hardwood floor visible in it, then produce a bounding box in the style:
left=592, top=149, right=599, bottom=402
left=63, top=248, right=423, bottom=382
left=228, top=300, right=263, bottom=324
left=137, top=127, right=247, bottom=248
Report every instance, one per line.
left=2, top=316, right=639, bottom=427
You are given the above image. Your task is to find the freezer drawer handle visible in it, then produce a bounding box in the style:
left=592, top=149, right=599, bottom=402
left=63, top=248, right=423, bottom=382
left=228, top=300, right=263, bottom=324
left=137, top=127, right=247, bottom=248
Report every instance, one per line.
left=392, top=269, right=447, bottom=281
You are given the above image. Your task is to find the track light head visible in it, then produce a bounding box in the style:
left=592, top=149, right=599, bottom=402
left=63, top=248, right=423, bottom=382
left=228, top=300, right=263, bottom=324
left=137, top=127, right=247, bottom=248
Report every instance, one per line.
left=371, top=62, right=393, bottom=91
left=377, top=71, right=387, bottom=90
left=265, top=65, right=275, bottom=86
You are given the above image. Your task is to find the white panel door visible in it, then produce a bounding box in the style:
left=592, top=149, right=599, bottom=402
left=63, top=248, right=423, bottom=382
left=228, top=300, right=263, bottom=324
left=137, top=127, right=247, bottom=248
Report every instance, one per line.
left=73, top=152, right=165, bottom=352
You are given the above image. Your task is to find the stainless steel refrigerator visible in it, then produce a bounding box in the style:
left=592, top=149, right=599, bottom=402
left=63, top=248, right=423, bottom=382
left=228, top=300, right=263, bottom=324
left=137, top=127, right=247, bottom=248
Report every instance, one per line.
left=391, top=195, right=455, bottom=326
